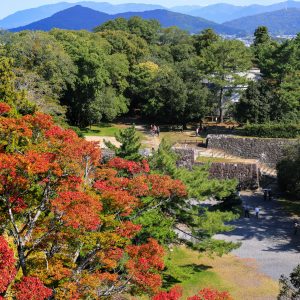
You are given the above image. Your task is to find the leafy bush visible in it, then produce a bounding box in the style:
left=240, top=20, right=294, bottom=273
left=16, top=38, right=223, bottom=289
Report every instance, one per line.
left=241, top=123, right=300, bottom=138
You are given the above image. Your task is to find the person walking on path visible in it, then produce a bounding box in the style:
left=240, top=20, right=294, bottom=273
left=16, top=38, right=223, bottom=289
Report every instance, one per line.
left=196, top=127, right=199, bottom=137
left=150, top=125, right=154, bottom=136
left=268, top=190, right=273, bottom=201
left=294, top=221, right=299, bottom=235
left=255, top=206, right=260, bottom=219
left=244, top=204, right=250, bottom=218
left=153, top=125, right=157, bottom=137
left=263, top=190, right=267, bottom=201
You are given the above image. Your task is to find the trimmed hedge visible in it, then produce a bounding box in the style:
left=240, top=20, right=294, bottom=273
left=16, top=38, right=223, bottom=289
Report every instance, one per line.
left=242, top=123, right=300, bottom=138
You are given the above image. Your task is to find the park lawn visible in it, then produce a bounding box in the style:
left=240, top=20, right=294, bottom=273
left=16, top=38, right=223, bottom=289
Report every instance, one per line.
left=163, top=246, right=229, bottom=299
left=159, top=131, right=204, bottom=146
left=80, top=123, right=127, bottom=137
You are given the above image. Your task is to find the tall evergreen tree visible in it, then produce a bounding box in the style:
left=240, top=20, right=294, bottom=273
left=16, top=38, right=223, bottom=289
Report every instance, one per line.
left=149, top=140, right=240, bottom=255
left=198, top=39, right=252, bottom=122
left=106, top=125, right=142, bottom=161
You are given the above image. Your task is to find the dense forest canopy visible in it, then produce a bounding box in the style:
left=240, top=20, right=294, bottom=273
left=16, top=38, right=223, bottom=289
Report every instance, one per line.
left=0, top=21, right=299, bottom=127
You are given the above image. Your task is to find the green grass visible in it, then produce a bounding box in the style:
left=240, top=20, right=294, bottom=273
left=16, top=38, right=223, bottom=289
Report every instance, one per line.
left=128, top=245, right=278, bottom=299
left=163, top=247, right=228, bottom=299
left=80, top=124, right=121, bottom=137
left=159, top=131, right=204, bottom=146
left=79, top=124, right=120, bottom=137
left=278, top=198, right=300, bottom=217
left=196, top=157, right=242, bottom=163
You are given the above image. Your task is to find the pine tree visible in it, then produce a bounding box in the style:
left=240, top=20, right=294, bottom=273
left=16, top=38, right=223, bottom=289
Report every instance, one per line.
left=150, top=140, right=240, bottom=255
left=105, top=125, right=142, bottom=161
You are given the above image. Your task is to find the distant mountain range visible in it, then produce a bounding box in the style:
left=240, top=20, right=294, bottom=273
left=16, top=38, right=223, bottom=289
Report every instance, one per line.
left=0, top=2, right=165, bottom=29
left=11, top=6, right=243, bottom=35
left=1, top=0, right=300, bottom=29
left=3, top=1, right=300, bottom=36
left=172, top=0, right=300, bottom=23
left=224, top=8, right=300, bottom=35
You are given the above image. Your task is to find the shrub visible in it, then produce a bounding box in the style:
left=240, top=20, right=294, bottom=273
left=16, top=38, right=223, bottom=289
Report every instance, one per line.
left=241, top=123, right=300, bottom=138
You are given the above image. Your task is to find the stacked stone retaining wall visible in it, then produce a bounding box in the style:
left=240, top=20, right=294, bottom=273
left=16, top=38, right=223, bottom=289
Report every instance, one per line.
left=174, top=148, right=260, bottom=190
left=206, top=135, right=298, bottom=167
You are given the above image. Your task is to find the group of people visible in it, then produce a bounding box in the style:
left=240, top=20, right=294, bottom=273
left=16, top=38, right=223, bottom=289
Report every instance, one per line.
left=244, top=204, right=261, bottom=219
left=150, top=124, right=160, bottom=136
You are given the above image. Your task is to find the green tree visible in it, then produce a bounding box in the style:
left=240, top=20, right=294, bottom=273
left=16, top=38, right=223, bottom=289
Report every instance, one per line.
left=277, top=143, right=300, bottom=200
left=128, top=16, right=161, bottom=44
left=141, top=66, right=188, bottom=124
left=0, top=57, right=35, bottom=115
left=234, top=81, right=274, bottom=123
left=106, top=125, right=142, bottom=161
left=277, top=71, right=300, bottom=120
left=149, top=140, right=239, bottom=255
left=51, top=30, right=129, bottom=127
left=97, top=30, right=149, bottom=64
left=159, top=27, right=191, bottom=46
left=278, top=264, right=300, bottom=299
left=7, top=31, right=76, bottom=97
left=198, top=39, right=252, bottom=122
left=193, top=28, right=220, bottom=55
left=251, top=26, right=278, bottom=77
left=94, top=17, right=129, bottom=32
left=253, top=26, right=271, bottom=47
left=94, top=17, right=161, bottom=44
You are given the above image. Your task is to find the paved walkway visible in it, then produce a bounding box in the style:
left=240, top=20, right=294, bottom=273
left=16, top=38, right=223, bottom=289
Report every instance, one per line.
left=215, top=191, right=300, bottom=280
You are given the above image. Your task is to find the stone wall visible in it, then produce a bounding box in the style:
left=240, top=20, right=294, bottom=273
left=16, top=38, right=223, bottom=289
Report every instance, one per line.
left=174, top=147, right=260, bottom=190
left=174, top=148, right=195, bottom=168
left=206, top=134, right=298, bottom=167
left=198, top=162, right=260, bottom=190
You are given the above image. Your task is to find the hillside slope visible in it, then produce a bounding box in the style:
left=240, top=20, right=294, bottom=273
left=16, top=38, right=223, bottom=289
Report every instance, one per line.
left=11, top=6, right=243, bottom=35
left=223, top=8, right=300, bottom=35
left=0, top=1, right=165, bottom=29
left=171, top=1, right=300, bottom=23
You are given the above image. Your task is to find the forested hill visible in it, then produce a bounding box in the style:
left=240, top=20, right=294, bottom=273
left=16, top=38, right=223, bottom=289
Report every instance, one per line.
left=0, top=2, right=165, bottom=29
left=223, top=8, right=300, bottom=35
left=11, top=5, right=243, bottom=35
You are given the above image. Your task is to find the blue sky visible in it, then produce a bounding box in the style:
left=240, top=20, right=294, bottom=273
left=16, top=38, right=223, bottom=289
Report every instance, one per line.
left=0, top=0, right=292, bottom=19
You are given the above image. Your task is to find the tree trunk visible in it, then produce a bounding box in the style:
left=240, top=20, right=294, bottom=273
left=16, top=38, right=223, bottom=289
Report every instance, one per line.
left=18, top=243, right=27, bottom=276
left=218, top=88, right=224, bottom=123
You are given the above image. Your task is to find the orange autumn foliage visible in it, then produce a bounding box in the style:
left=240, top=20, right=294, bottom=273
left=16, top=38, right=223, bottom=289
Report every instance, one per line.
left=0, top=105, right=187, bottom=299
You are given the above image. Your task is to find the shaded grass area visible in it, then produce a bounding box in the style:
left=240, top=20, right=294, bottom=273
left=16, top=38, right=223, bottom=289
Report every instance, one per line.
left=163, top=247, right=229, bottom=299
left=278, top=198, right=300, bottom=217
left=129, top=245, right=278, bottom=300
left=163, top=246, right=278, bottom=300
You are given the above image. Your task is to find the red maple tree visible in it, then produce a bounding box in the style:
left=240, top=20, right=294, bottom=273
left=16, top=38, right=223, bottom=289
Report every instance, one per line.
left=0, top=105, right=187, bottom=298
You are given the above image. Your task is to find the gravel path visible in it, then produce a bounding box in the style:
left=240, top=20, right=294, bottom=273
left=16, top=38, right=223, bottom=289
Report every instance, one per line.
left=215, top=191, right=300, bottom=280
